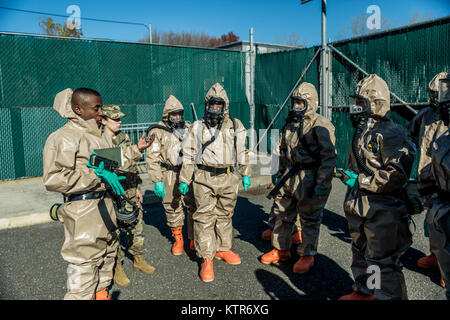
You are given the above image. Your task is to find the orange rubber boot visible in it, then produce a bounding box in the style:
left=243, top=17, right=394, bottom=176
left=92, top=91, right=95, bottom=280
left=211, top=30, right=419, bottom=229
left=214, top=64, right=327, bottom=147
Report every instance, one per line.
left=417, top=253, right=438, bottom=269
left=440, top=279, right=446, bottom=288
left=215, top=250, right=241, bottom=265
left=95, top=288, right=111, bottom=300
left=170, top=227, right=184, bottom=255
left=338, top=291, right=374, bottom=300
left=261, top=228, right=272, bottom=240
left=291, top=230, right=302, bottom=244
left=261, top=248, right=291, bottom=264
left=200, top=259, right=214, bottom=282
left=293, top=255, right=314, bottom=274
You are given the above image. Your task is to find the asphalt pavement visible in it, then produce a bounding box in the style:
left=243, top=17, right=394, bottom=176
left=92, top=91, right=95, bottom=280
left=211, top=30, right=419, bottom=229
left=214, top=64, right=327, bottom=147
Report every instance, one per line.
left=0, top=179, right=446, bottom=300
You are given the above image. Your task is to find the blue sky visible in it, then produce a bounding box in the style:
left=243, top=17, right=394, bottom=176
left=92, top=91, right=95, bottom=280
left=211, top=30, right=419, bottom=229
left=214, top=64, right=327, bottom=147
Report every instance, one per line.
left=0, top=0, right=449, bottom=46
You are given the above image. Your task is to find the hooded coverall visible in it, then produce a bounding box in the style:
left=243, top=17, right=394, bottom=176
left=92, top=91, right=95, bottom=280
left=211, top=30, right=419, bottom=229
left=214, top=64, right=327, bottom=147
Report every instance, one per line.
left=269, top=82, right=337, bottom=256
left=179, top=83, right=251, bottom=260
left=146, top=95, right=196, bottom=242
left=429, top=129, right=450, bottom=300
left=43, top=89, right=142, bottom=300
left=407, top=72, right=447, bottom=257
left=343, top=74, right=416, bottom=300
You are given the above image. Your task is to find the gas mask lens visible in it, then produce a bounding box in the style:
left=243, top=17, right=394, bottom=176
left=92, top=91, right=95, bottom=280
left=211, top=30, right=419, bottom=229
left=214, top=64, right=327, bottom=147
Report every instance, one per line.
left=290, top=97, right=307, bottom=113
left=438, top=78, right=450, bottom=104
left=168, top=110, right=185, bottom=128
left=207, top=97, right=225, bottom=113
left=349, top=96, right=369, bottom=114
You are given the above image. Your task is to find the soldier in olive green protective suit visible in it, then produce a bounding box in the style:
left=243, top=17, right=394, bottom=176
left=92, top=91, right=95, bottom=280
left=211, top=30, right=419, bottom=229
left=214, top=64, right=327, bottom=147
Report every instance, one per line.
left=260, top=82, right=337, bottom=274
left=407, top=72, right=447, bottom=271
left=339, top=74, right=416, bottom=300
left=428, top=73, right=450, bottom=300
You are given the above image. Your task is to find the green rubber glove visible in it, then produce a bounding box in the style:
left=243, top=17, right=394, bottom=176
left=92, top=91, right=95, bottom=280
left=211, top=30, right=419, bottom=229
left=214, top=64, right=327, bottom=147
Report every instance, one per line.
left=242, top=176, right=251, bottom=191
left=86, top=161, right=126, bottom=195
left=314, top=186, right=328, bottom=197
left=343, top=170, right=359, bottom=189
left=179, top=182, right=189, bottom=195
left=154, top=181, right=166, bottom=198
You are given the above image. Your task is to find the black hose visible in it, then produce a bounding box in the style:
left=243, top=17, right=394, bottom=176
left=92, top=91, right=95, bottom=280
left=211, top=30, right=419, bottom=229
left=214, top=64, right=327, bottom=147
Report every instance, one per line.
left=352, top=125, right=374, bottom=176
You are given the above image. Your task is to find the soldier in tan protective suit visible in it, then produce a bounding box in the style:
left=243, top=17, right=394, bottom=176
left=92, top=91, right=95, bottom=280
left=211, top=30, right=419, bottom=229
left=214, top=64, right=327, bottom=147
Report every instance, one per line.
left=428, top=73, right=450, bottom=300
left=146, top=95, right=196, bottom=256
left=260, top=82, right=337, bottom=274
left=407, top=72, right=447, bottom=270
left=178, top=83, right=251, bottom=282
left=338, top=74, right=416, bottom=300
left=101, top=105, right=155, bottom=288
left=43, top=88, right=149, bottom=300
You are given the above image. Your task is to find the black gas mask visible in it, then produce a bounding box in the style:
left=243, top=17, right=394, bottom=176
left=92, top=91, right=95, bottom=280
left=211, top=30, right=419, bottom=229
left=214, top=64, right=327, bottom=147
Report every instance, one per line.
left=205, top=97, right=225, bottom=127
left=168, top=109, right=185, bottom=129
left=428, top=89, right=439, bottom=112
left=349, top=94, right=371, bottom=128
left=438, top=78, right=450, bottom=126
left=286, top=96, right=307, bottom=124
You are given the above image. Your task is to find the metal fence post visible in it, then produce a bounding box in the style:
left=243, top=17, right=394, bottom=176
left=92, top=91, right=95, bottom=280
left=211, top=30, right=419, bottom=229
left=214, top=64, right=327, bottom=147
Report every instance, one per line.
left=248, top=27, right=256, bottom=151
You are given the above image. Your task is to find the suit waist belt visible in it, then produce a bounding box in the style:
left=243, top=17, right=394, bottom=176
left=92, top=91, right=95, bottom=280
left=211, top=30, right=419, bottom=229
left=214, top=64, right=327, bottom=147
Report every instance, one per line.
left=197, top=164, right=234, bottom=174
left=64, top=191, right=107, bottom=202
left=160, top=162, right=181, bottom=172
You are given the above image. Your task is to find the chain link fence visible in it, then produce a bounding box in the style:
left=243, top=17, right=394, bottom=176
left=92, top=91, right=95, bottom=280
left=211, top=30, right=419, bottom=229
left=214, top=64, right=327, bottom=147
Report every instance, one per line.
left=254, top=16, right=450, bottom=177
left=0, top=33, right=248, bottom=180
left=1, top=16, right=449, bottom=181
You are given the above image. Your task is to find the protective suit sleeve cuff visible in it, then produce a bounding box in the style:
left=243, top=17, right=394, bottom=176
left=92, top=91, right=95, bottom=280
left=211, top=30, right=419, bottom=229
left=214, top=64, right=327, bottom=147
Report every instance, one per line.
left=131, top=145, right=143, bottom=160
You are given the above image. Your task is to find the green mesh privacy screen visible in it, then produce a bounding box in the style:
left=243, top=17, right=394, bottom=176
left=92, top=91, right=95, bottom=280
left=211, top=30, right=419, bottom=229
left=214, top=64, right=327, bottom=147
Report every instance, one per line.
left=254, top=17, right=449, bottom=178
left=0, top=33, right=247, bottom=180
left=1, top=17, right=449, bottom=180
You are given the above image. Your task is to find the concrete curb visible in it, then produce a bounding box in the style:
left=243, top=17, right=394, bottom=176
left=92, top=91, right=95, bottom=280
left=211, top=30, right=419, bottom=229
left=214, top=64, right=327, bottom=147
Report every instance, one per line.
left=0, top=175, right=272, bottom=231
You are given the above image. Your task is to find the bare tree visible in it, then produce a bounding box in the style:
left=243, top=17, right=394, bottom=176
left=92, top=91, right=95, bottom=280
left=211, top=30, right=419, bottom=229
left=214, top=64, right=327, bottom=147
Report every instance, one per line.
left=275, top=32, right=306, bottom=47
left=336, top=13, right=395, bottom=40
left=409, top=11, right=434, bottom=24
left=138, top=30, right=239, bottom=48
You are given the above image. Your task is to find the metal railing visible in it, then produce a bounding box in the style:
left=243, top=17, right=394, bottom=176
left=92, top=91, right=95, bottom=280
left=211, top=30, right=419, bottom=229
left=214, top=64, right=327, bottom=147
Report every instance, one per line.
left=121, top=122, right=156, bottom=165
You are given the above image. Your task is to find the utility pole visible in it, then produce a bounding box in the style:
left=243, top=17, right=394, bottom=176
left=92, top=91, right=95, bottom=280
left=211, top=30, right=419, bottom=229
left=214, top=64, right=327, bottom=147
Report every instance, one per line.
left=302, top=0, right=330, bottom=119
left=248, top=27, right=256, bottom=151
left=320, top=0, right=330, bottom=119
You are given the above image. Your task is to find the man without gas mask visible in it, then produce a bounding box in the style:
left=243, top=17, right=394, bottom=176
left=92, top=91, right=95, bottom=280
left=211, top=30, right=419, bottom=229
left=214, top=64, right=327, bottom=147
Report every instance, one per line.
left=43, top=88, right=146, bottom=300
left=338, top=74, right=416, bottom=300
left=178, top=83, right=251, bottom=282
left=407, top=72, right=448, bottom=271
left=101, top=105, right=156, bottom=288
left=260, top=82, right=337, bottom=274
left=146, top=95, right=197, bottom=256
left=428, top=73, right=450, bottom=299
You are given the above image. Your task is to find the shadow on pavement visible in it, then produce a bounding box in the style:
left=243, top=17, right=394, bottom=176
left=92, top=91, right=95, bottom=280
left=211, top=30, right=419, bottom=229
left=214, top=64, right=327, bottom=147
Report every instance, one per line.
left=401, top=247, right=443, bottom=286
left=255, top=253, right=354, bottom=300
left=233, top=195, right=274, bottom=254
left=321, top=209, right=352, bottom=244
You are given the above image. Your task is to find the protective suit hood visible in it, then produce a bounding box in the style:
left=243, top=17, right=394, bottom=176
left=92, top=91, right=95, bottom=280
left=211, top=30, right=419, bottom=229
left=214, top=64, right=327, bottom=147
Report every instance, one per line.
left=53, top=88, right=77, bottom=119
left=162, top=95, right=184, bottom=121
left=205, top=83, right=230, bottom=115
left=292, top=82, right=319, bottom=117
left=354, top=74, right=390, bottom=119
left=428, top=72, right=448, bottom=93
left=53, top=88, right=100, bottom=133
